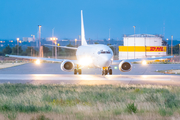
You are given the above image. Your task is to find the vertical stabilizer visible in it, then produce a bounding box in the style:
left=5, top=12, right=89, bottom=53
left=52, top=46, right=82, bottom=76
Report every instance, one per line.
left=81, top=10, right=87, bottom=46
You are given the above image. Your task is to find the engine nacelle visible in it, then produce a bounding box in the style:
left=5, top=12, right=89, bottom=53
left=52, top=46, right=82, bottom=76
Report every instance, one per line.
left=119, top=61, right=132, bottom=72
left=61, top=60, right=74, bottom=72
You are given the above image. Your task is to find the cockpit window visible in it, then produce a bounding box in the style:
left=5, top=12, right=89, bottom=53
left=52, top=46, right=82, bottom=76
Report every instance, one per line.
left=98, top=50, right=111, bottom=54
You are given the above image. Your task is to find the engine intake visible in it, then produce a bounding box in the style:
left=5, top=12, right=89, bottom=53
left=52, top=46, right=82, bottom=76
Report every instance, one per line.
left=61, top=60, right=74, bottom=72
left=119, top=61, right=132, bottom=72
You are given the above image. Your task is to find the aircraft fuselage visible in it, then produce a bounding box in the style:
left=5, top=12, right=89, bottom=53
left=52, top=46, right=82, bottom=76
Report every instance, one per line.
left=76, top=44, right=113, bottom=68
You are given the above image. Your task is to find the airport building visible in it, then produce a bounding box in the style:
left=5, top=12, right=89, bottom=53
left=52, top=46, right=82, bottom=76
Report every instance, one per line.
left=22, top=37, right=34, bottom=42
left=119, top=34, right=167, bottom=59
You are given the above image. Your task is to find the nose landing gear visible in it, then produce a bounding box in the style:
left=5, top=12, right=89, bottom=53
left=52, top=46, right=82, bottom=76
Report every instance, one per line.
left=74, top=65, right=82, bottom=75
left=102, top=67, right=112, bottom=75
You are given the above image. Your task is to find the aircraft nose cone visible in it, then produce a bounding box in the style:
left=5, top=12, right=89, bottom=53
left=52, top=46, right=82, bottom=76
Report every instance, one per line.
left=99, top=56, right=111, bottom=67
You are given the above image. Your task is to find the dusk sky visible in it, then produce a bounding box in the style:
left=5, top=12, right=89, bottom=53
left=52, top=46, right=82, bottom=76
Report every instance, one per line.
left=0, top=0, right=180, bottom=40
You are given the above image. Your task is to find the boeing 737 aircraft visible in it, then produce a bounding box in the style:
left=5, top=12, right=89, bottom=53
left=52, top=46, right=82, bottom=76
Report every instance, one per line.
left=8, top=10, right=173, bottom=75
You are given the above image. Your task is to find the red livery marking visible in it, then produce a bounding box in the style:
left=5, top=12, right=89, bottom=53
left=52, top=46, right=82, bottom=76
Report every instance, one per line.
left=150, top=47, right=164, bottom=51
left=150, top=47, right=156, bottom=51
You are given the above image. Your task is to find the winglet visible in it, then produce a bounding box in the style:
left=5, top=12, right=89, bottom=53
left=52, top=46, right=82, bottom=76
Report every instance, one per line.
left=81, top=10, right=87, bottom=46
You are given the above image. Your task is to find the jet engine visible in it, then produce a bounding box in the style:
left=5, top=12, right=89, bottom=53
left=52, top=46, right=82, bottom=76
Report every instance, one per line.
left=61, top=60, right=74, bottom=72
left=119, top=61, right=132, bottom=72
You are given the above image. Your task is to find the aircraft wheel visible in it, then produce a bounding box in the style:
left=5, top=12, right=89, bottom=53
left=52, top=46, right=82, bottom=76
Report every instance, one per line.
left=74, top=69, right=77, bottom=74
left=102, top=70, right=105, bottom=75
left=105, top=70, right=108, bottom=75
left=109, top=69, right=112, bottom=75
left=102, top=70, right=108, bottom=75
left=78, top=69, right=82, bottom=75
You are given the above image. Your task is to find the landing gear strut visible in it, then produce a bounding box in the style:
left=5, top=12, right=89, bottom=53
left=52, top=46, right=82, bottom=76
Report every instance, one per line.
left=102, top=67, right=112, bottom=75
left=74, top=69, right=82, bottom=75
left=74, top=65, right=82, bottom=75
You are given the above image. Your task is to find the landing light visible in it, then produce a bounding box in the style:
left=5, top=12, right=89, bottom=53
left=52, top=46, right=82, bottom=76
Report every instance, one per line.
left=35, top=59, right=41, bottom=65
left=142, top=60, right=147, bottom=65
left=79, top=57, right=92, bottom=66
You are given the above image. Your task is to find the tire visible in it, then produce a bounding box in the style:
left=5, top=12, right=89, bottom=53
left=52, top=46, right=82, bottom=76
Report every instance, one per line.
left=109, top=69, right=112, bottom=75
left=105, top=70, right=108, bottom=75
left=78, top=69, right=82, bottom=74
left=102, top=71, right=104, bottom=75
left=74, top=69, right=77, bottom=74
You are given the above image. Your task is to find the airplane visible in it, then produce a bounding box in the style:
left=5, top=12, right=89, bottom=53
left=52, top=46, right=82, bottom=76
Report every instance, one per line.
left=7, top=10, right=173, bottom=75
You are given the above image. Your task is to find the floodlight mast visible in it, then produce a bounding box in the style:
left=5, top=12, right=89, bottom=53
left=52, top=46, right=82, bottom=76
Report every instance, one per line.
left=38, top=25, right=42, bottom=57
left=133, top=26, right=136, bottom=59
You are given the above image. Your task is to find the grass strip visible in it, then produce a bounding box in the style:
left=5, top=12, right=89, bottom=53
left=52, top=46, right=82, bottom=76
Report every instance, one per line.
left=0, top=84, right=179, bottom=119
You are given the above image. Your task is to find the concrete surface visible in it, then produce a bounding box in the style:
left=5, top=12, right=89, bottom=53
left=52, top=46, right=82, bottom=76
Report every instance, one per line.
left=0, top=63, right=179, bottom=85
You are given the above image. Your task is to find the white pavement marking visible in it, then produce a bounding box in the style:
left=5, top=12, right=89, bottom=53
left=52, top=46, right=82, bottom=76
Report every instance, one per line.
left=0, top=74, right=177, bottom=81
left=0, top=63, right=25, bottom=69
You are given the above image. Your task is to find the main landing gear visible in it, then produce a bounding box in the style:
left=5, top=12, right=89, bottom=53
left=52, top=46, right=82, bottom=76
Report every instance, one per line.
left=102, top=67, right=112, bottom=75
left=74, top=69, right=82, bottom=75
left=74, top=65, right=82, bottom=75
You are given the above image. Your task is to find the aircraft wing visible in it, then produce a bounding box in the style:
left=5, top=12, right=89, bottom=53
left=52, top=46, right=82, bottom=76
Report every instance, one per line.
left=44, top=44, right=78, bottom=50
left=6, top=54, right=77, bottom=63
left=112, top=56, right=173, bottom=65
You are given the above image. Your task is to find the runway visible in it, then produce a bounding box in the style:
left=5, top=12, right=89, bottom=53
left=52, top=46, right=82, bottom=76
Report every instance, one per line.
left=0, top=74, right=180, bottom=85
left=1, top=63, right=180, bottom=75
left=0, top=63, right=180, bottom=85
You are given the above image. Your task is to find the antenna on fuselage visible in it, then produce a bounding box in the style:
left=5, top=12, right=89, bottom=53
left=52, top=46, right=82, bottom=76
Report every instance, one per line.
left=81, top=10, right=87, bottom=46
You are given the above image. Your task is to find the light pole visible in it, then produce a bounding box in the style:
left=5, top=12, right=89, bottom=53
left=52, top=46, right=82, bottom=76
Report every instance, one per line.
left=75, top=39, right=77, bottom=47
left=52, top=28, right=55, bottom=37
left=78, top=35, right=80, bottom=46
left=31, top=35, right=35, bottom=56
left=57, top=43, right=60, bottom=56
left=50, top=37, right=58, bottom=59
left=51, top=29, right=54, bottom=58
left=179, top=44, right=180, bottom=56
left=55, top=38, right=58, bottom=59
left=38, top=25, right=42, bottom=57
left=133, top=26, right=136, bottom=59
left=109, top=28, right=111, bottom=40
left=166, top=38, right=169, bottom=55
left=108, top=28, right=111, bottom=45
left=171, top=35, right=173, bottom=56
left=145, top=34, right=147, bottom=58
left=16, top=38, right=19, bottom=55
left=50, top=37, right=54, bottom=58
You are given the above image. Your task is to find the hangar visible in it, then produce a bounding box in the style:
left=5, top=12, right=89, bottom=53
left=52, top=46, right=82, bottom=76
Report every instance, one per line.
left=119, top=34, right=167, bottom=59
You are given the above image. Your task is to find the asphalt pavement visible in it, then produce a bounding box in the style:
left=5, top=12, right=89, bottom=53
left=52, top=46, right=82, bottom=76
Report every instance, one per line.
left=0, top=63, right=180, bottom=85
left=0, top=63, right=180, bottom=75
